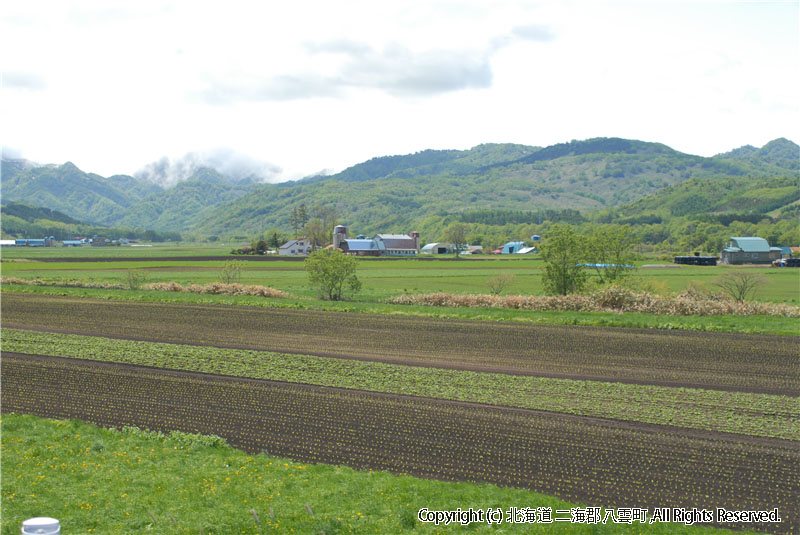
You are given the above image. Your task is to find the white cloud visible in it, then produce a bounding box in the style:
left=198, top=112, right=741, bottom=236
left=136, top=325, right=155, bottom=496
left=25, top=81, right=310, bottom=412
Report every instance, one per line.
left=134, top=149, right=282, bottom=187
left=2, top=71, right=47, bottom=91
left=0, top=0, right=797, bottom=180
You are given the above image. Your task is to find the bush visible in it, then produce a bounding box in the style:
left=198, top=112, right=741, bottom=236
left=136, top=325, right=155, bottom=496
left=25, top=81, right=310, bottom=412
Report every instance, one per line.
left=305, top=249, right=361, bottom=301
left=125, top=269, right=148, bottom=290
left=218, top=260, right=242, bottom=283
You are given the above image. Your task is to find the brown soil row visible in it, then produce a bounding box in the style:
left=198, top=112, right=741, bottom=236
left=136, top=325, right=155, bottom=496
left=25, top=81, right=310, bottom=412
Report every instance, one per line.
left=3, top=353, right=797, bottom=534
left=3, top=293, right=798, bottom=395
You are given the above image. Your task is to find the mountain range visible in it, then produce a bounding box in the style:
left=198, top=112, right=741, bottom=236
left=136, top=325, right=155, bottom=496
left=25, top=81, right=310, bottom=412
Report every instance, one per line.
left=2, top=137, right=797, bottom=238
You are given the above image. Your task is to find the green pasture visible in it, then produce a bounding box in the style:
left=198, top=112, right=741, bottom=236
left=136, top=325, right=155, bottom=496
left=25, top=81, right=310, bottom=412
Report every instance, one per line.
left=3, top=251, right=799, bottom=303
left=1, top=414, right=753, bottom=535
left=0, top=242, right=234, bottom=259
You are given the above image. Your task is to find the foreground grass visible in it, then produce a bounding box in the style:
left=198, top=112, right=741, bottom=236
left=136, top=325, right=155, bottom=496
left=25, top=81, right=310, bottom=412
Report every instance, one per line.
left=3, top=284, right=797, bottom=335
left=1, top=413, right=749, bottom=535
left=4, top=329, right=797, bottom=440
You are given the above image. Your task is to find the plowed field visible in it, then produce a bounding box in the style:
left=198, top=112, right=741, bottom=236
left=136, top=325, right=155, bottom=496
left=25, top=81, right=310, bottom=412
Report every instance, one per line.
left=3, top=353, right=797, bottom=534
left=3, top=293, right=798, bottom=394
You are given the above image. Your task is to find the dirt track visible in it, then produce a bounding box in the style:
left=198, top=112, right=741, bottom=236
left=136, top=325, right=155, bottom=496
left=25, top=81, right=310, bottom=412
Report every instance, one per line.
left=3, top=353, right=797, bottom=534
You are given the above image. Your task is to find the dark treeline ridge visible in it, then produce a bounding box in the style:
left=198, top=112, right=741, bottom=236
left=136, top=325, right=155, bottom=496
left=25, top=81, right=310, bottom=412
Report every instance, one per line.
left=1, top=202, right=182, bottom=242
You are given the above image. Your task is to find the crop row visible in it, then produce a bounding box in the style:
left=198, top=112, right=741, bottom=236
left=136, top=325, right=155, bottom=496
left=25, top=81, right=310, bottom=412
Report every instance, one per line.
left=3, top=293, right=798, bottom=394
left=2, top=354, right=797, bottom=534
left=4, top=329, right=799, bottom=440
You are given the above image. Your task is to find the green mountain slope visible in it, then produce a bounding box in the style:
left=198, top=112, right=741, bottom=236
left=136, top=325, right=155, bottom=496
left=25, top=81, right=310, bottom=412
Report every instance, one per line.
left=196, top=138, right=798, bottom=236
left=614, top=175, right=800, bottom=220
left=116, top=170, right=260, bottom=231
left=3, top=137, right=797, bottom=238
left=300, top=143, right=540, bottom=183
left=1, top=161, right=161, bottom=225
left=716, top=138, right=799, bottom=171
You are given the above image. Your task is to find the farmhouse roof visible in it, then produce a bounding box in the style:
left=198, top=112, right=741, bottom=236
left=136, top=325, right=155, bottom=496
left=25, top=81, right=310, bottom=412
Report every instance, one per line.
left=729, top=237, right=770, bottom=253
left=375, top=234, right=417, bottom=250
left=344, top=239, right=379, bottom=252
left=280, top=239, right=307, bottom=248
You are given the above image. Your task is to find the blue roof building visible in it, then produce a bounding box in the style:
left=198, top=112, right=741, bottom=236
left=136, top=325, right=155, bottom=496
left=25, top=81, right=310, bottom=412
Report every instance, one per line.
left=502, top=241, right=525, bottom=254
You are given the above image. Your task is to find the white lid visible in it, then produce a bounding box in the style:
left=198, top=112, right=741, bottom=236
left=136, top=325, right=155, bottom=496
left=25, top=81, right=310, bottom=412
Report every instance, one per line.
left=21, top=517, right=60, bottom=534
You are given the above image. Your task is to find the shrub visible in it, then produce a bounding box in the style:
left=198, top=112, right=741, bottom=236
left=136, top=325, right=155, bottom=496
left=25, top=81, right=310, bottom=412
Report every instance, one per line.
left=305, top=249, right=361, bottom=301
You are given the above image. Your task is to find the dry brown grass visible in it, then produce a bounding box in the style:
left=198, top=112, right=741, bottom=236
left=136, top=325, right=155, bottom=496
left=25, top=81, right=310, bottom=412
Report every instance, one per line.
left=2, top=276, right=127, bottom=289
left=388, top=286, right=800, bottom=317
left=144, top=281, right=287, bottom=298
left=1, top=277, right=287, bottom=298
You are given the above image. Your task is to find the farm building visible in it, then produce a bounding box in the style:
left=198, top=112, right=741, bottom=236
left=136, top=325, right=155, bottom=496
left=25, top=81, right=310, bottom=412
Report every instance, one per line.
left=375, top=233, right=420, bottom=256
left=90, top=235, right=109, bottom=246
left=333, top=226, right=420, bottom=256
left=338, top=238, right=381, bottom=256
left=13, top=237, right=56, bottom=247
left=279, top=238, right=313, bottom=256
left=501, top=241, right=526, bottom=254
left=420, top=242, right=453, bottom=254
left=720, top=237, right=782, bottom=265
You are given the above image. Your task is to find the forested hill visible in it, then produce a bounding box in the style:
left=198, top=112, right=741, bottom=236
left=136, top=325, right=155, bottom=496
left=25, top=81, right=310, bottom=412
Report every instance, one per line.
left=1, top=160, right=161, bottom=225
left=0, top=202, right=181, bottom=242
left=2, top=137, right=797, bottom=238
left=195, top=137, right=798, bottom=236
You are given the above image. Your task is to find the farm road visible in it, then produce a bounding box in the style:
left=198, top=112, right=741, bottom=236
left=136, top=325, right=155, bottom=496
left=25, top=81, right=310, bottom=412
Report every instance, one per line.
left=3, top=293, right=798, bottom=395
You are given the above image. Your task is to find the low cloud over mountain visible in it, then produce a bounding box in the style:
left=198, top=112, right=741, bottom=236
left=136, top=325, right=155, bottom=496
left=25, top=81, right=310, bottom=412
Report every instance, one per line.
left=134, top=148, right=282, bottom=187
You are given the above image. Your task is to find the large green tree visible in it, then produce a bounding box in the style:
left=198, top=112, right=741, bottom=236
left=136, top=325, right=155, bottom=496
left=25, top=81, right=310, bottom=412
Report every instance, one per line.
left=443, top=222, right=469, bottom=259
left=541, top=224, right=589, bottom=295
left=587, top=224, right=639, bottom=285
left=305, top=249, right=362, bottom=301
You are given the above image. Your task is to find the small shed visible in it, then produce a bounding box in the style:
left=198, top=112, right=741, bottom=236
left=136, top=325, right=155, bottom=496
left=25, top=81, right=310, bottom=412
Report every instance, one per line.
left=502, top=241, right=525, bottom=254
left=421, top=242, right=453, bottom=254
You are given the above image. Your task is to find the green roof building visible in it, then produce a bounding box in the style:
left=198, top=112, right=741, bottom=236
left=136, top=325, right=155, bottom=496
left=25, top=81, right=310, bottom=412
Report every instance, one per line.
left=721, top=237, right=782, bottom=265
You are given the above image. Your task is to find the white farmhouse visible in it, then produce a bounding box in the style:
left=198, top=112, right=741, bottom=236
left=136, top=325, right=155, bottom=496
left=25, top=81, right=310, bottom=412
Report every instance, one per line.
left=279, top=238, right=313, bottom=256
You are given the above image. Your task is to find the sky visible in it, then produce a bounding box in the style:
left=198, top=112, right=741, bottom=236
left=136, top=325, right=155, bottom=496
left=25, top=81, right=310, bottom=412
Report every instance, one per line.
left=1, top=0, right=798, bottom=184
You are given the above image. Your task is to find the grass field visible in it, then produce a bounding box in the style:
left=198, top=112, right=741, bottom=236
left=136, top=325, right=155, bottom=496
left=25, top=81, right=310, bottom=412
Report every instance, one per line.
left=2, top=413, right=754, bottom=535
left=3, top=245, right=798, bottom=304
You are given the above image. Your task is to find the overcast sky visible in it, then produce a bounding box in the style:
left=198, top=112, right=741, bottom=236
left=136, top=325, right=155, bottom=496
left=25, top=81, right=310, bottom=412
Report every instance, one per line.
left=1, top=0, right=797, bottom=182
